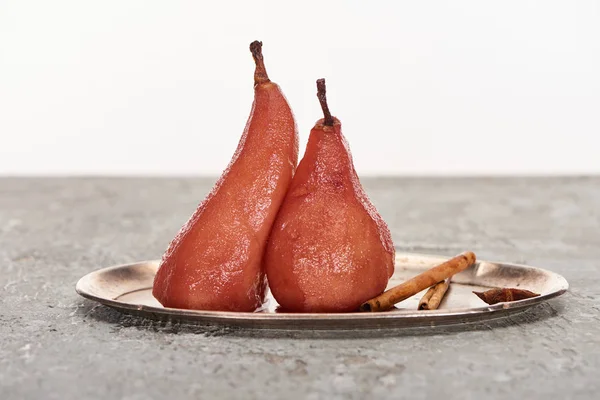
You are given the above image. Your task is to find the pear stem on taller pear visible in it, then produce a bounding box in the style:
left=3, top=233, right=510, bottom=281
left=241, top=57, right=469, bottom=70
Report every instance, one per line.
left=250, top=41, right=270, bottom=86
left=316, top=78, right=334, bottom=126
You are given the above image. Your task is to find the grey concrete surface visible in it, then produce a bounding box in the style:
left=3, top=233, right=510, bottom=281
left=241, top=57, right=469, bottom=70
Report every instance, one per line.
left=0, top=177, right=598, bottom=400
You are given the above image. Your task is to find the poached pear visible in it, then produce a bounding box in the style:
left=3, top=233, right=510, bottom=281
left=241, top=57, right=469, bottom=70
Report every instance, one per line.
left=152, top=41, right=299, bottom=311
left=264, top=79, right=395, bottom=312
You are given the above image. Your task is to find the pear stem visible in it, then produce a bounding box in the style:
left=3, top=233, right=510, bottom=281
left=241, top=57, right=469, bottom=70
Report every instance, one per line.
left=250, top=41, right=270, bottom=85
left=316, top=78, right=334, bottom=126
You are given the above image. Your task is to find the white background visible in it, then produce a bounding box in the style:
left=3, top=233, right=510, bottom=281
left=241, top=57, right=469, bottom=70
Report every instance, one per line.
left=1, top=1, right=599, bottom=176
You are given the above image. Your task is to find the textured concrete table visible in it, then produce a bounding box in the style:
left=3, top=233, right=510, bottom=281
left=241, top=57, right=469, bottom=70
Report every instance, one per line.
left=1, top=178, right=598, bottom=399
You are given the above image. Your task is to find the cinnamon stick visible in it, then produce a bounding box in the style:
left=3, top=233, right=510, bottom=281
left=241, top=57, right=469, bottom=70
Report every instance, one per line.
left=360, top=251, right=476, bottom=312
left=418, top=278, right=450, bottom=310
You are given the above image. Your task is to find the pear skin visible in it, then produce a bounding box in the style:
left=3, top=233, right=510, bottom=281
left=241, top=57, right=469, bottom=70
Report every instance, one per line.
left=152, top=41, right=299, bottom=311
left=264, top=79, right=394, bottom=312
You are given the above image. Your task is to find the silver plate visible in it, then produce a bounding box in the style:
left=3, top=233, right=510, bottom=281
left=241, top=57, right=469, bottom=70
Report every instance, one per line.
left=75, top=252, right=568, bottom=330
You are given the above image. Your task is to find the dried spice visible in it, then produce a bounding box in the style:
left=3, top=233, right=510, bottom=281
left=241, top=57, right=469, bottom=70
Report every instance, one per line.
left=360, top=251, right=476, bottom=312
left=418, top=278, right=450, bottom=310
left=473, top=288, right=540, bottom=305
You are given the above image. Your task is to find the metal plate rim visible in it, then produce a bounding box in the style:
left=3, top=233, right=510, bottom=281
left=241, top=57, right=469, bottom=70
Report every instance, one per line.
left=75, top=252, right=569, bottom=327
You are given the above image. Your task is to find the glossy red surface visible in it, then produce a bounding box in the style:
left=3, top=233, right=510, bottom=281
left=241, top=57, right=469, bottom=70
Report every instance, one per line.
left=264, top=118, right=395, bottom=312
left=152, top=82, right=298, bottom=311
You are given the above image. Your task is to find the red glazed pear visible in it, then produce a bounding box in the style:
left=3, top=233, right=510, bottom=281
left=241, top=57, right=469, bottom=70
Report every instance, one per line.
left=152, top=41, right=299, bottom=311
left=264, top=79, right=395, bottom=313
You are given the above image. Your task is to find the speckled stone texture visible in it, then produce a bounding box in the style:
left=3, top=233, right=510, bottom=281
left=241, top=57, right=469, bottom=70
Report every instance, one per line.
left=1, top=177, right=598, bottom=400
